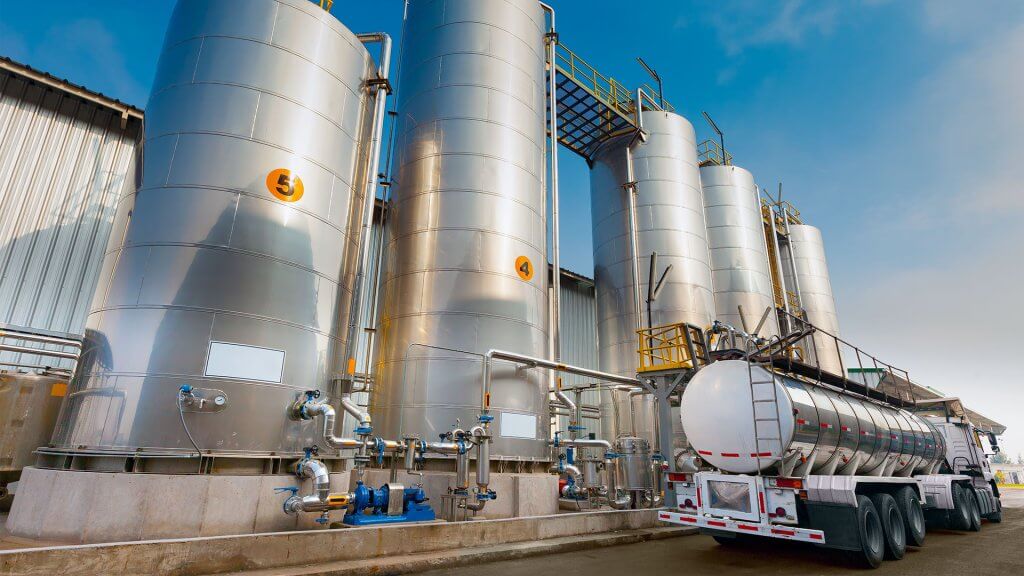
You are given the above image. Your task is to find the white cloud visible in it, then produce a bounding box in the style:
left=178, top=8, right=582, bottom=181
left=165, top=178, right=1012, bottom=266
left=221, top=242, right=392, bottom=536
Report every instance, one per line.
left=706, top=0, right=842, bottom=55
left=836, top=20, right=1024, bottom=456
left=5, top=18, right=147, bottom=106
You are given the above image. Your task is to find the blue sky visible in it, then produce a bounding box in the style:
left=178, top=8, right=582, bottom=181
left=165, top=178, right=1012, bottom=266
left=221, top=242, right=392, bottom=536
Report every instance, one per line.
left=2, top=0, right=1022, bottom=458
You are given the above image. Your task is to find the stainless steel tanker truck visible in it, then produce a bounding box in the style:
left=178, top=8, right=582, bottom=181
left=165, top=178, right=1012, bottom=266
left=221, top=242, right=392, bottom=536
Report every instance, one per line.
left=659, top=358, right=1003, bottom=568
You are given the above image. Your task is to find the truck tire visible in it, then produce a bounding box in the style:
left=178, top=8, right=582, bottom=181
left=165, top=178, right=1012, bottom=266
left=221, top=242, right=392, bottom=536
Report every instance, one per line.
left=712, top=534, right=746, bottom=546
left=987, top=500, right=1002, bottom=524
left=966, top=489, right=982, bottom=532
left=895, top=486, right=926, bottom=547
left=949, top=483, right=971, bottom=531
left=848, top=495, right=885, bottom=569
left=869, top=493, right=906, bottom=560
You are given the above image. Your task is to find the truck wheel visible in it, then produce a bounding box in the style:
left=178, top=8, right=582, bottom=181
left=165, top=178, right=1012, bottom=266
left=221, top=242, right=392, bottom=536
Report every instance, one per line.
left=849, top=495, right=885, bottom=569
left=870, top=493, right=906, bottom=560
left=949, top=483, right=971, bottom=531
left=895, top=486, right=926, bottom=547
left=987, top=500, right=1002, bottom=524
left=966, top=489, right=982, bottom=532
left=712, top=534, right=746, bottom=546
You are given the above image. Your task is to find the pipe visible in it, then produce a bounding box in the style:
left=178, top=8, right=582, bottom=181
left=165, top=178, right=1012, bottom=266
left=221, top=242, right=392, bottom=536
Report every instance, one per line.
left=300, top=402, right=402, bottom=452
left=0, top=329, right=82, bottom=349
left=284, top=458, right=334, bottom=514
left=540, top=1, right=562, bottom=381
left=465, top=425, right=492, bottom=511
left=482, top=349, right=640, bottom=413
left=606, top=461, right=632, bottom=510
left=551, top=437, right=612, bottom=452
left=341, top=395, right=371, bottom=428
left=0, top=343, right=78, bottom=361
left=360, top=6, right=412, bottom=393
left=341, top=32, right=392, bottom=391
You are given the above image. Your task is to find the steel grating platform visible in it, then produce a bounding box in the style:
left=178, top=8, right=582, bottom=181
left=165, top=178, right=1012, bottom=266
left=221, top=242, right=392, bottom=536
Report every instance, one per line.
left=551, top=43, right=671, bottom=162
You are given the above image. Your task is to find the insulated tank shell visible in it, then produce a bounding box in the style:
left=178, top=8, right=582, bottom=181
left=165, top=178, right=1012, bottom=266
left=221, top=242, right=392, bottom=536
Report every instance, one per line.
left=783, top=224, right=843, bottom=374
left=590, top=111, right=713, bottom=444
left=680, top=360, right=945, bottom=476
left=49, top=0, right=377, bottom=459
left=700, top=165, right=779, bottom=340
left=372, top=0, right=549, bottom=460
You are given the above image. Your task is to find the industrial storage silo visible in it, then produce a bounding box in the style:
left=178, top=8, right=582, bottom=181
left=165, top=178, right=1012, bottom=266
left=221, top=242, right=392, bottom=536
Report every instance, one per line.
left=590, top=111, right=714, bottom=446
left=783, top=224, right=843, bottom=374
left=701, top=164, right=779, bottom=341
left=373, top=0, right=550, bottom=462
left=10, top=0, right=382, bottom=541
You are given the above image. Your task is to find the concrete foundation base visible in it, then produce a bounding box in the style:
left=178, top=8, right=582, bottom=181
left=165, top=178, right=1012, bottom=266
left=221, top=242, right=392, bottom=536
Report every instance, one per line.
left=5, top=466, right=351, bottom=544
left=359, top=469, right=558, bottom=519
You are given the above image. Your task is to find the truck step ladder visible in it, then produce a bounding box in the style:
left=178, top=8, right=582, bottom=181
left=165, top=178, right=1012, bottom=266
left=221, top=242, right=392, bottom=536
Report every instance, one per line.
left=747, top=337, right=785, bottom=474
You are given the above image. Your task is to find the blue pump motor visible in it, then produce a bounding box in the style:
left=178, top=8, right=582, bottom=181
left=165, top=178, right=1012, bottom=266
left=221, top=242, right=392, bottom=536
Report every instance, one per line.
left=343, top=482, right=435, bottom=526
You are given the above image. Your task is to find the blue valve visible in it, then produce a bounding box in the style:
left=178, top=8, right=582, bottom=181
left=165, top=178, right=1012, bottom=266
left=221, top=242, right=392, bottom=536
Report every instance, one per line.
left=274, top=486, right=299, bottom=495
left=179, top=384, right=193, bottom=394
left=478, top=414, right=494, bottom=423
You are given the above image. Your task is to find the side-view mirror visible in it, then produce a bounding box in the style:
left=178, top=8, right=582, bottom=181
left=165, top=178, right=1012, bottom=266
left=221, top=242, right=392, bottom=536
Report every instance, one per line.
left=987, top=432, right=1000, bottom=453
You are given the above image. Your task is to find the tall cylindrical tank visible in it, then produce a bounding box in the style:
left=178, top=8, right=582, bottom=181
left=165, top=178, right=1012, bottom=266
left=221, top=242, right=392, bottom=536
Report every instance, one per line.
left=48, top=0, right=378, bottom=462
left=681, top=360, right=945, bottom=476
left=701, top=165, right=779, bottom=340
left=783, top=224, right=843, bottom=374
left=590, top=111, right=713, bottom=445
left=373, top=0, right=549, bottom=460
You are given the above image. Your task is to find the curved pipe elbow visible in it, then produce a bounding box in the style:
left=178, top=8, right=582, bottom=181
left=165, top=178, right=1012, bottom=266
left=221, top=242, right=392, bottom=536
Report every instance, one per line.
left=341, top=396, right=371, bottom=427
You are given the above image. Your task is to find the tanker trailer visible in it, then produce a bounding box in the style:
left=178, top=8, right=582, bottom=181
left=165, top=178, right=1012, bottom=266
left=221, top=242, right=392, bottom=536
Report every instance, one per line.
left=659, top=359, right=1003, bottom=569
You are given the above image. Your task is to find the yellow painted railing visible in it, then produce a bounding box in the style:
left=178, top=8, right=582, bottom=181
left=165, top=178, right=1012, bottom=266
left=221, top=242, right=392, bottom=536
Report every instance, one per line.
left=636, top=322, right=706, bottom=373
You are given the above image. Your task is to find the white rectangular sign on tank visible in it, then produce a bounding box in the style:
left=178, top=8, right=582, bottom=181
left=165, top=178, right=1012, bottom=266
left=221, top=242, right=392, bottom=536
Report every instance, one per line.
left=204, top=341, right=285, bottom=383
left=499, top=412, right=537, bottom=439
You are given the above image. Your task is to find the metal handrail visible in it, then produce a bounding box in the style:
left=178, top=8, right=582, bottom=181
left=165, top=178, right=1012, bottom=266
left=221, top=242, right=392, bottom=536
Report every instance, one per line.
left=555, top=43, right=672, bottom=121
left=636, top=322, right=709, bottom=373
left=697, top=139, right=733, bottom=166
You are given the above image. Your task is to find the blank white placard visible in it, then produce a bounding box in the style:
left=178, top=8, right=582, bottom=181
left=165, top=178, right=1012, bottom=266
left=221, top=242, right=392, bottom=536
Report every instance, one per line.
left=499, top=412, right=537, bottom=439
left=204, top=341, right=285, bottom=383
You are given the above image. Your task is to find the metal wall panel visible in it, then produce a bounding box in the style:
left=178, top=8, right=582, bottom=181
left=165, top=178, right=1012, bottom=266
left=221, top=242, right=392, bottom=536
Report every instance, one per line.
left=48, top=0, right=378, bottom=459
left=373, top=0, right=550, bottom=460
left=552, top=273, right=602, bottom=438
left=0, top=70, right=141, bottom=370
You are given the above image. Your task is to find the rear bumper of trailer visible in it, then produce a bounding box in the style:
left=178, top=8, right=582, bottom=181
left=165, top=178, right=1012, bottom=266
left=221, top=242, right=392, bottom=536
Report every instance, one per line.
left=658, top=510, right=825, bottom=543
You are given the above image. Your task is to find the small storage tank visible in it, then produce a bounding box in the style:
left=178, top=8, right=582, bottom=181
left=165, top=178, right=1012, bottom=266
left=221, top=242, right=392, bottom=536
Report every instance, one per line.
left=681, top=360, right=945, bottom=476
left=47, top=0, right=378, bottom=463
left=373, top=0, right=550, bottom=460
left=701, top=165, right=779, bottom=340
left=590, top=111, right=713, bottom=445
left=783, top=224, right=843, bottom=374
left=613, top=436, right=653, bottom=490
left=0, top=370, right=68, bottom=502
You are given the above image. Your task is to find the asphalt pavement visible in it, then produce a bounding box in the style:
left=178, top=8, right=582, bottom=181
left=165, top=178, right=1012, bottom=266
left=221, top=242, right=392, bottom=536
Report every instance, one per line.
left=418, top=489, right=1024, bottom=576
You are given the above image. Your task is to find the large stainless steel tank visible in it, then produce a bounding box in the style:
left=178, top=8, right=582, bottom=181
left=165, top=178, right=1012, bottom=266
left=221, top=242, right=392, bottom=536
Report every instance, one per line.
left=681, top=360, right=945, bottom=476
left=590, top=111, right=713, bottom=445
left=783, top=224, right=843, bottom=374
left=48, top=0, right=377, bottom=464
left=701, top=165, right=779, bottom=340
left=373, top=0, right=549, bottom=460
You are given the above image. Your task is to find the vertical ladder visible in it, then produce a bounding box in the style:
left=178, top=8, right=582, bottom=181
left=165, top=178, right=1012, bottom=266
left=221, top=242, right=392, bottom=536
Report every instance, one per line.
left=746, top=337, right=785, bottom=475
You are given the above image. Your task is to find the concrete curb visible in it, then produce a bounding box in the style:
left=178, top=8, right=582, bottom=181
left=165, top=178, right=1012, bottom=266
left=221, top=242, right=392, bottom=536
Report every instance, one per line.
left=223, top=526, right=694, bottom=576
left=0, top=509, right=675, bottom=576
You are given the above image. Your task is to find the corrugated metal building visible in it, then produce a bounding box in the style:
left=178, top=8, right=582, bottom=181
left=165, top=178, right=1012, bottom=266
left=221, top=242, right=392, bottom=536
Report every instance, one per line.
left=0, top=58, right=143, bottom=370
